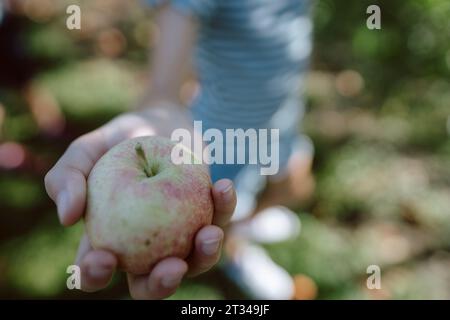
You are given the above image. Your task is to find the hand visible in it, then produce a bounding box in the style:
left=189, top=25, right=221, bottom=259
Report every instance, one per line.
left=44, top=105, right=236, bottom=299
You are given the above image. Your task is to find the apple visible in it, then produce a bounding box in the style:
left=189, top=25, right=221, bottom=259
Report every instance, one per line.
left=85, top=136, right=214, bottom=275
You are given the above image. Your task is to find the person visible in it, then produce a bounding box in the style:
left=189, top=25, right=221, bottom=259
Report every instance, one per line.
left=45, top=0, right=314, bottom=299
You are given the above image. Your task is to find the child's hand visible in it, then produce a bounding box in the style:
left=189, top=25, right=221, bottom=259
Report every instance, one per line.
left=44, top=105, right=236, bottom=299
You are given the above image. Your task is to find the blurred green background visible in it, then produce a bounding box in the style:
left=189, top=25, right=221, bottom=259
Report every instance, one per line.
left=0, top=0, right=449, bottom=299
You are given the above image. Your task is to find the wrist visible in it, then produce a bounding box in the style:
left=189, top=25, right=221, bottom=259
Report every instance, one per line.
left=136, top=89, right=182, bottom=110
left=130, top=98, right=194, bottom=139
left=136, top=101, right=190, bottom=120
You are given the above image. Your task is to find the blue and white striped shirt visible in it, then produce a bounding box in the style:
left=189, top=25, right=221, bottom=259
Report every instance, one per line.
left=147, top=0, right=311, bottom=130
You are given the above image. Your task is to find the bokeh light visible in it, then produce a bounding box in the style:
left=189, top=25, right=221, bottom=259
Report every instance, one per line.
left=0, top=142, right=26, bottom=170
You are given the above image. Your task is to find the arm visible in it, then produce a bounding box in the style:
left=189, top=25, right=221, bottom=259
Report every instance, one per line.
left=44, top=4, right=236, bottom=299
left=144, top=4, right=196, bottom=105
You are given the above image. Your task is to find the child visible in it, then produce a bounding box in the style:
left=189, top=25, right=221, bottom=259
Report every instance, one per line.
left=45, top=0, right=314, bottom=299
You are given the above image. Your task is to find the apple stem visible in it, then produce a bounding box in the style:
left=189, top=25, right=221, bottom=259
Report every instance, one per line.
left=135, top=142, right=153, bottom=177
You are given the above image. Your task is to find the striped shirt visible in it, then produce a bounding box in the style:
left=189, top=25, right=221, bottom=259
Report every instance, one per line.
left=147, top=0, right=312, bottom=132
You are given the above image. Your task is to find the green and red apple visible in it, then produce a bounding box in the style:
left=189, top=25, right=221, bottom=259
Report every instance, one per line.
left=85, top=136, right=213, bottom=275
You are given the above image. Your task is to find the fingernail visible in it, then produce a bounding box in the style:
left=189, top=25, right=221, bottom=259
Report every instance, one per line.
left=218, top=181, right=233, bottom=201
left=88, top=265, right=112, bottom=279
left=161, top=273, right=183, bottom=289
left=56, top=191, right=69, bottom=222
left=202, top=238, right=222, bottom=255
